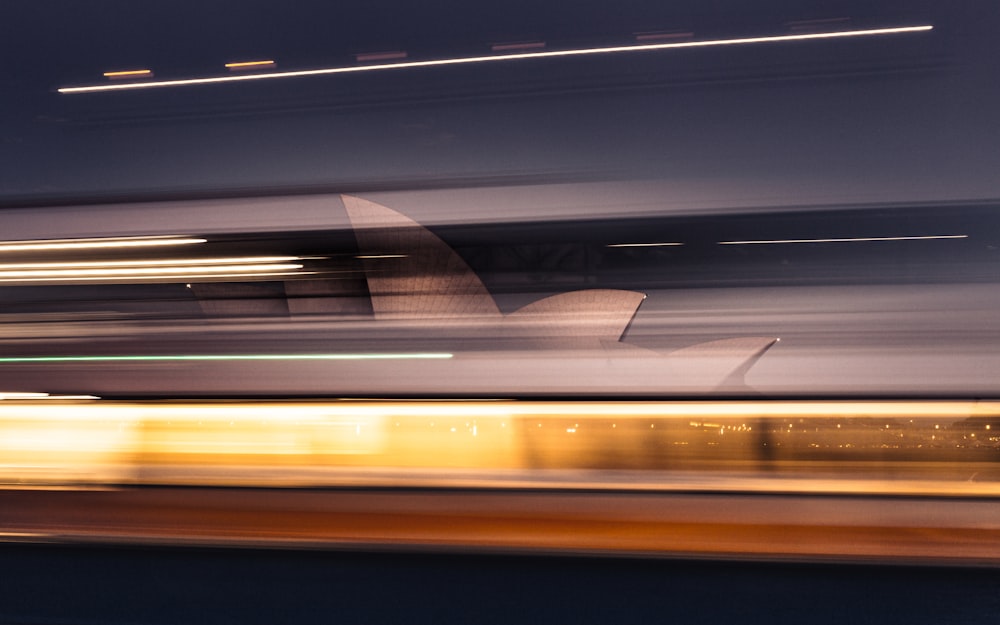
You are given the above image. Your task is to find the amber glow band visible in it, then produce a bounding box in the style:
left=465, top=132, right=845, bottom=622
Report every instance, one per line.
left=60, top=25, right=933, bottom=93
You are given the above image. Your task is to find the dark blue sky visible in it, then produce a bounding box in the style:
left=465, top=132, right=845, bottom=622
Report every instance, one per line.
left=1, top=1, right=997, bottom=209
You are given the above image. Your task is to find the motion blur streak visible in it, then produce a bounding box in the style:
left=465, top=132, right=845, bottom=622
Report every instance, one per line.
left=0, top=263, right=302, bottom=279
left=0, top=352, right=453, bottom=362
left=0, top=271, right=313, bottom=283
left=0, top=236, right=206, bottom=252
left=3, top=488, right=1000, bottom=565
left=0, top=399, right=997, bottom=495
left=606, top=242, right=684, bottom=247
left=0, top=256, right=301, bottom=269
left=0, top=392, right=99, bottom=400
left=57, top=24, right=933, bottom=93
left=719, top=234, right=969, bottom=245
left=224, top=60, right=275, bottom=69
left=101, top=69, right=152, bottom=78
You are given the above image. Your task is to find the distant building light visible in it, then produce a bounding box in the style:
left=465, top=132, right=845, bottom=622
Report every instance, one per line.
left=225, top=60, right=276, bottom=71
left=103, top=69, right=153, bottom=79
left=354, top=51, right=408, bottom=63
left=634, top=31, right=694, bottom=42
left=786, top=17, right=852, bottom=33
left=491, top=41, right=546, bottom=52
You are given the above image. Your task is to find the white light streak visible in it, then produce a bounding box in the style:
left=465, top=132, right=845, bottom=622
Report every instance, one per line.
left=718, top=234, right=968, bottom=245
left=0, top=256, right=301, bottom=270
left=0, top=271, right=313, bottom=284
left=59, top=25, right=933, bottom=94
left=0, top=263, right=301, bottom=279
left=0, top=236, right=206, bottom=252
left=0, top=392, right=50, bottom=400
left=0, top=392, right=100, bottom=400
left=606, top=242, right=684, bottom=248
left=356, top=254, right=408, bottom=259
left=0, top=353, right=454, bottom=363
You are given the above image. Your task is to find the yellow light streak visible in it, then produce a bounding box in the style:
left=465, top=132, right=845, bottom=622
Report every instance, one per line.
left=719, top=235, right=968, bottom=245
left=225, top=60, right=275, bottom=69
left=0, top=236, right=206, bottom=252
left=0, top=399, right=996, bottom=493
left=60, top=25, right=933, bottom=94
left=103, top=69, right=152, bottom=78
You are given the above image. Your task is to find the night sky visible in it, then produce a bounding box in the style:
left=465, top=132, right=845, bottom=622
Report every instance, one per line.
left=1, top=1, right=997, bottom=213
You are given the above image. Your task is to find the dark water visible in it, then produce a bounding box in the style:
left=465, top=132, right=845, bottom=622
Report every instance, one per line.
left=2, top=543, right=999, bottom=625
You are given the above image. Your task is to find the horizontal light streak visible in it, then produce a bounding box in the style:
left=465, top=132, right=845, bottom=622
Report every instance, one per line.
left=225, top=60, right=275, bottom=69
left=0, top=256, right=301, bottom=270
left=0, top=263, right=302, bottom=279
left=362, top=400, right=994, bottom=419
left=0, top=271, right=312, bottom=284
left=0, top=393, right=100, bottom=401
left=59, top=25, right=932, bottom=93
left=0, top=392, right=49, bottom=400
left=0, top=353, right=454, bottom=363
left=606, top=242, right=684, bottom=248
left=356, top=254, right=408, bottom=259
left=103, top=69, right=152, bottom=78
left=0, top=398, right=988, bottom=419
left=0, top=236, right=206, bottom=252
left=151, top=400, right=995, bottom=419
left=719, top=234, right=968, bottom=245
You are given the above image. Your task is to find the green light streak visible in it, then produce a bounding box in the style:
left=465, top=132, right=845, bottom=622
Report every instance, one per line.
left=0, top=353, right=453, bottom=363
